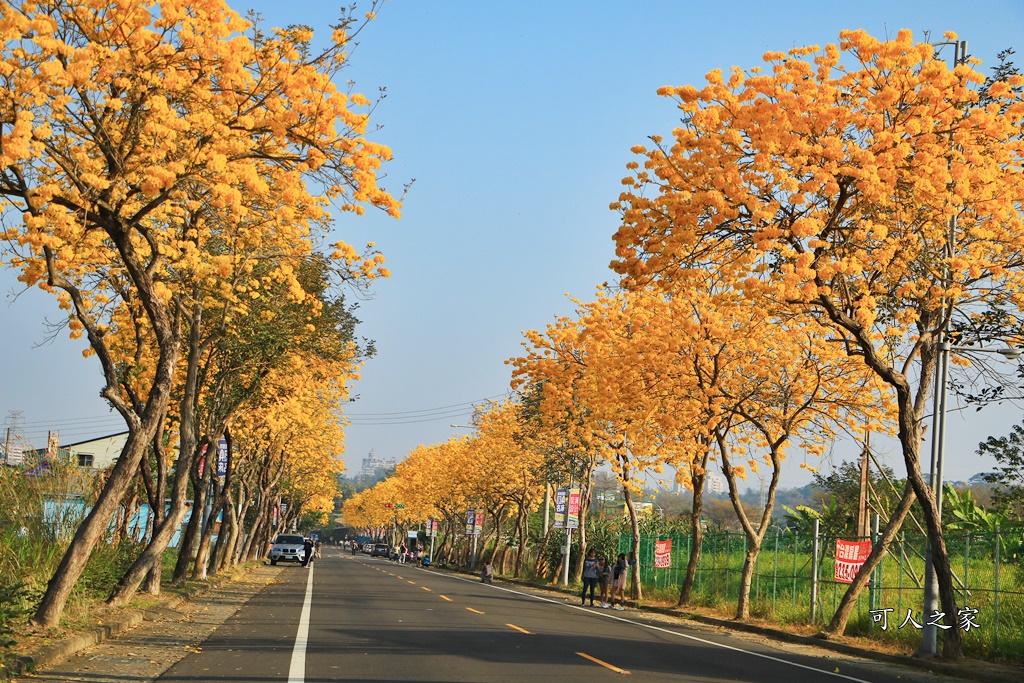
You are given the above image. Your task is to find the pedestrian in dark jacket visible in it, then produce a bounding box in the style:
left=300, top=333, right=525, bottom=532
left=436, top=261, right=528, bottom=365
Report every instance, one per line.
left=581, top=549, right=600, bottom=606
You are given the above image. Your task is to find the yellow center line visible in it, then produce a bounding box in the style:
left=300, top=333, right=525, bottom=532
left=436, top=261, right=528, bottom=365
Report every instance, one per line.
left=439, top=595, right=453, bottom=602
left=395, top=576, right=404, bottom=580
left=420, top=586, right=432, bottom=592
left=407, top=580, right=416, bottom=585
left=506, top=623, right=532, bottom=634
left=577, top=652, right=630, bottom=675
left=466, top=607, right=486, bottom=615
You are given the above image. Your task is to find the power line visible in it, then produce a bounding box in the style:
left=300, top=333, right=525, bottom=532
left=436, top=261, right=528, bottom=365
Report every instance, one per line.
left=344, top=392, right=509, bottom=417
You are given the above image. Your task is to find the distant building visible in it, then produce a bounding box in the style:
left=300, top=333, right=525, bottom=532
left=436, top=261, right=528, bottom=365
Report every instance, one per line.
left=62, top=432, right=128, bottom=470
left=361, top=451, right=397, bottom=480
left=706, top=474, right=724, bottom=494
left=1, top=441, right=24, bottom=466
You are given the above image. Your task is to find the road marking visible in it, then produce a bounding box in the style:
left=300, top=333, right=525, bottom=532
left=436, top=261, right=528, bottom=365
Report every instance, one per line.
left=433, top=571, right=876, bottom=683
left=577, top=651, right=630, bottom=675
left=407, top=580, right=416, bottom=585
left=287, top=564, right=314, bottom=683
left=466, top=607, right=486, bottom=615
left=506, top=623, right=532, bottom=634
left=421, top=586, right=432, bottom=592
left=439, top=595, right=453, bottom=601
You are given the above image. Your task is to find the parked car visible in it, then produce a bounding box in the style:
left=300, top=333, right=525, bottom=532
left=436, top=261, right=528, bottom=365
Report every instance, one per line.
left=269, top=534, right=307, bottom=565
left=371, top=543, right=391, bottom=557
left=361, top=543, right=374, bottom=555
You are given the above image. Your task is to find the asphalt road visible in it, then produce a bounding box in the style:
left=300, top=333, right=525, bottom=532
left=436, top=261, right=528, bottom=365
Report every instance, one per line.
left=136, top=547, right=953, bottom=683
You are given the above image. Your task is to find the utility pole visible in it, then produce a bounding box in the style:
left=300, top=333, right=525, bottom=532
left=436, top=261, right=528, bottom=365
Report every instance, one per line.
left=857, top=430, right=870, bottom=538
left=920, top=36, right=969, bottom=658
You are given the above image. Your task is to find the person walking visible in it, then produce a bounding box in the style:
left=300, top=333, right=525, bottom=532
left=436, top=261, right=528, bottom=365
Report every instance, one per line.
left=302, top=537, right=314, bottom=567
left=581, top=549, right=600, bottom=606
left=610, top=552, right=628, bottom=609
left=597, top=556, right=612, bottom=607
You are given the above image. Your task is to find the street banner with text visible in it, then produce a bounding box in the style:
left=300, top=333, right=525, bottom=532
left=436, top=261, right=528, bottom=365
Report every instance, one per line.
left=566, top=488, right=581, bottom=529
left=835, top=539, right=872, bottom=583
left=654, top=539, right=672, bottom=568
left=554, top=488, right=567, bottom=529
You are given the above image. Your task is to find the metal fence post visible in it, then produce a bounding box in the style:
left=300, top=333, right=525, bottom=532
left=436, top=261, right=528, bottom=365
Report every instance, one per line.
left=993, top=524, right=1001, bottom=652
left=792, top=531, right=798, bottom=611
left=811, top=518, right=820, bottom=624
left=772, top=527, right=779, bottom=615
left=962, top=530, right=971, bottom=609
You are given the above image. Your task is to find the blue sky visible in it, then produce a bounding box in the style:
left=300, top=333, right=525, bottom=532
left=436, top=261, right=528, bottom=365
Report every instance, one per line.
left=3, top=0, right=1024, bottom=491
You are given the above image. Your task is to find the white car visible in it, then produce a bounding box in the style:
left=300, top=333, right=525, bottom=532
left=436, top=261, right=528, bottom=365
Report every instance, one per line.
left=269, top=534, right=307, bottom=565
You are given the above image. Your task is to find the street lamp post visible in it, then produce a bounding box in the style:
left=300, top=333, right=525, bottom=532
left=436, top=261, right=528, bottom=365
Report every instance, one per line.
left=919, top=36, right=972, bottom=658
left=920, top=341, right=1020, bottom=656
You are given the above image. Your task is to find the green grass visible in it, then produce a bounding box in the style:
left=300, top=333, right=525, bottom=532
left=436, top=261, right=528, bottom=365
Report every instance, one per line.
left=619, top=530, right=1024, bottom=662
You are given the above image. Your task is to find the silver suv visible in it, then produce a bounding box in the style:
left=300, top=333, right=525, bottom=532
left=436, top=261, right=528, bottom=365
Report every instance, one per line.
left=269, top=534, right=307, bottom=565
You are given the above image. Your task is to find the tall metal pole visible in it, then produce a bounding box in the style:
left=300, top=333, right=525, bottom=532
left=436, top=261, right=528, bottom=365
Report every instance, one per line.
left=542, top=483, right=550, bottom=536
left=562, top=528, right=572, bottom=586
left=429, top=521, right=435, bottom=562
left=920, top=41, right=966, bottom=654
left=810, top=518, right=820, bottom=623
left=560, top=476, right=573, bottom=586
left=921, top=332, right=952, bottom=656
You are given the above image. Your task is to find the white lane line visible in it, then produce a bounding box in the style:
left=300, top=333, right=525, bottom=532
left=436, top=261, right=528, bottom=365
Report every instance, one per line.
left=287, top=564, right=315, bottom=683
left=423, top=569, right=873, bottom=683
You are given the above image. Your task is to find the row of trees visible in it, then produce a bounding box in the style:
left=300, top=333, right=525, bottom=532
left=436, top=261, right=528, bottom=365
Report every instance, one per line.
left=0, top=1, right=397, bottom=628
left=348, top=29, right=1024, bottom=661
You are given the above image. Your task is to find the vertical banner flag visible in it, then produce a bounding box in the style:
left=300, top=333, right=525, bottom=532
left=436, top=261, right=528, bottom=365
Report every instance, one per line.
left=834, top=539, right=873, bottom=583
left=654, top=539, right=672, bottom=568
left=428, top=518, right=438, bottom=537
left=554, top=488, right=567, bottom=529
left=216, top=438, right=229, bottom=477
left=466, top=509, right=475, bottom=536
left=474, top=510, right=484, bottom=535
left=566, top=488, right=581, bottom=529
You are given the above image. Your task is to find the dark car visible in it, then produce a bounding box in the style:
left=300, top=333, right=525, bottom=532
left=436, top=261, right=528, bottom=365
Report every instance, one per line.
left=371, top=543, right=391, bottom=557
left=269, top=534, right=307, bottom=565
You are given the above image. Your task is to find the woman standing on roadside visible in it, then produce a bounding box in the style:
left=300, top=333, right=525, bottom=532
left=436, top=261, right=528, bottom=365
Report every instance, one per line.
left=597, top=556, right=611, bottom=607
left=581, top=549, right=600, bottom=606
left=610, top=553, right=628, bottom=609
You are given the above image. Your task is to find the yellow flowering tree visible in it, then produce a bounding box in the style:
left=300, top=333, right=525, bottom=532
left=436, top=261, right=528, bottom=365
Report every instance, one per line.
left=611, top=30, right=1024, bottom=657
left=0, top=0, right=397, bottom=627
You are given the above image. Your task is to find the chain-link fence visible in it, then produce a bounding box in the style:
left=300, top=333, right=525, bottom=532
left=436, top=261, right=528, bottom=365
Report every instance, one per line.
left=617, top=526, right=1024, bottom=661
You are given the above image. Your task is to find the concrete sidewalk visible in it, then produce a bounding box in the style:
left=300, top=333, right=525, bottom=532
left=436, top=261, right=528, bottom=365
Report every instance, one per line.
left=5, top=564, right=282, bottom=681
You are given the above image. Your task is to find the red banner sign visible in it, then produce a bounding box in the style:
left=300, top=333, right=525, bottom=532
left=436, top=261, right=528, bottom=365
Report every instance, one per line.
left=654, top=539, right=672, bottom=568
left=834, top=539, right=872, bottom=583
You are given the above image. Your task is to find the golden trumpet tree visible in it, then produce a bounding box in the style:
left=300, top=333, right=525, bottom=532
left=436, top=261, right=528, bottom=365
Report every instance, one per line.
left=610, top=29, right=1024, bottom=657
left=511, top=289, right=706, bottom=596
left=465, top=400, right=545, bottom=573
left=0, top=0, right=398, bottom=626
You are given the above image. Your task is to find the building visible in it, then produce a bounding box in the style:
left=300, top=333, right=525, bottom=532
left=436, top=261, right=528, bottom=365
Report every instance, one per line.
left=706, top=473, right=724, bottom=494
left=360, top=451, right=397, bottom=480
left=63, top=432, right=128, bottom=469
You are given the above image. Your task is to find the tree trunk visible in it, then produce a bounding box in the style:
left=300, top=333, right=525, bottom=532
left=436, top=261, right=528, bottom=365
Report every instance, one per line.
left=513, top=490, right=530, bottom=576
left=108, top=441, right=204, bottom=605
left=824, top=481, right=916, bottom=635
left=620, top=468, right=643, bottom=601
left=533, top=522, right=554, bottom=578
left=678, top=450, right=710, bottom=606
left=173, top=440, right=214, bottom=583
left=719, top=429, right=784, bottom=620
left=572, top=463, right=595, bottom=582
left=31, top=416, right=166, bottom=627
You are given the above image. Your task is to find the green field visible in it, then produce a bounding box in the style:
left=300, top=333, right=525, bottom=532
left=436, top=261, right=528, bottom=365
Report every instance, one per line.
left=617, top=528, right=1024, bottom=662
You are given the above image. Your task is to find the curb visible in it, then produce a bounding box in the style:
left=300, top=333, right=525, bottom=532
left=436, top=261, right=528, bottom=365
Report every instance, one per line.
left=432, top=564, right=1022, bottom=683
left=1, top=563, right=268, bottom=680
